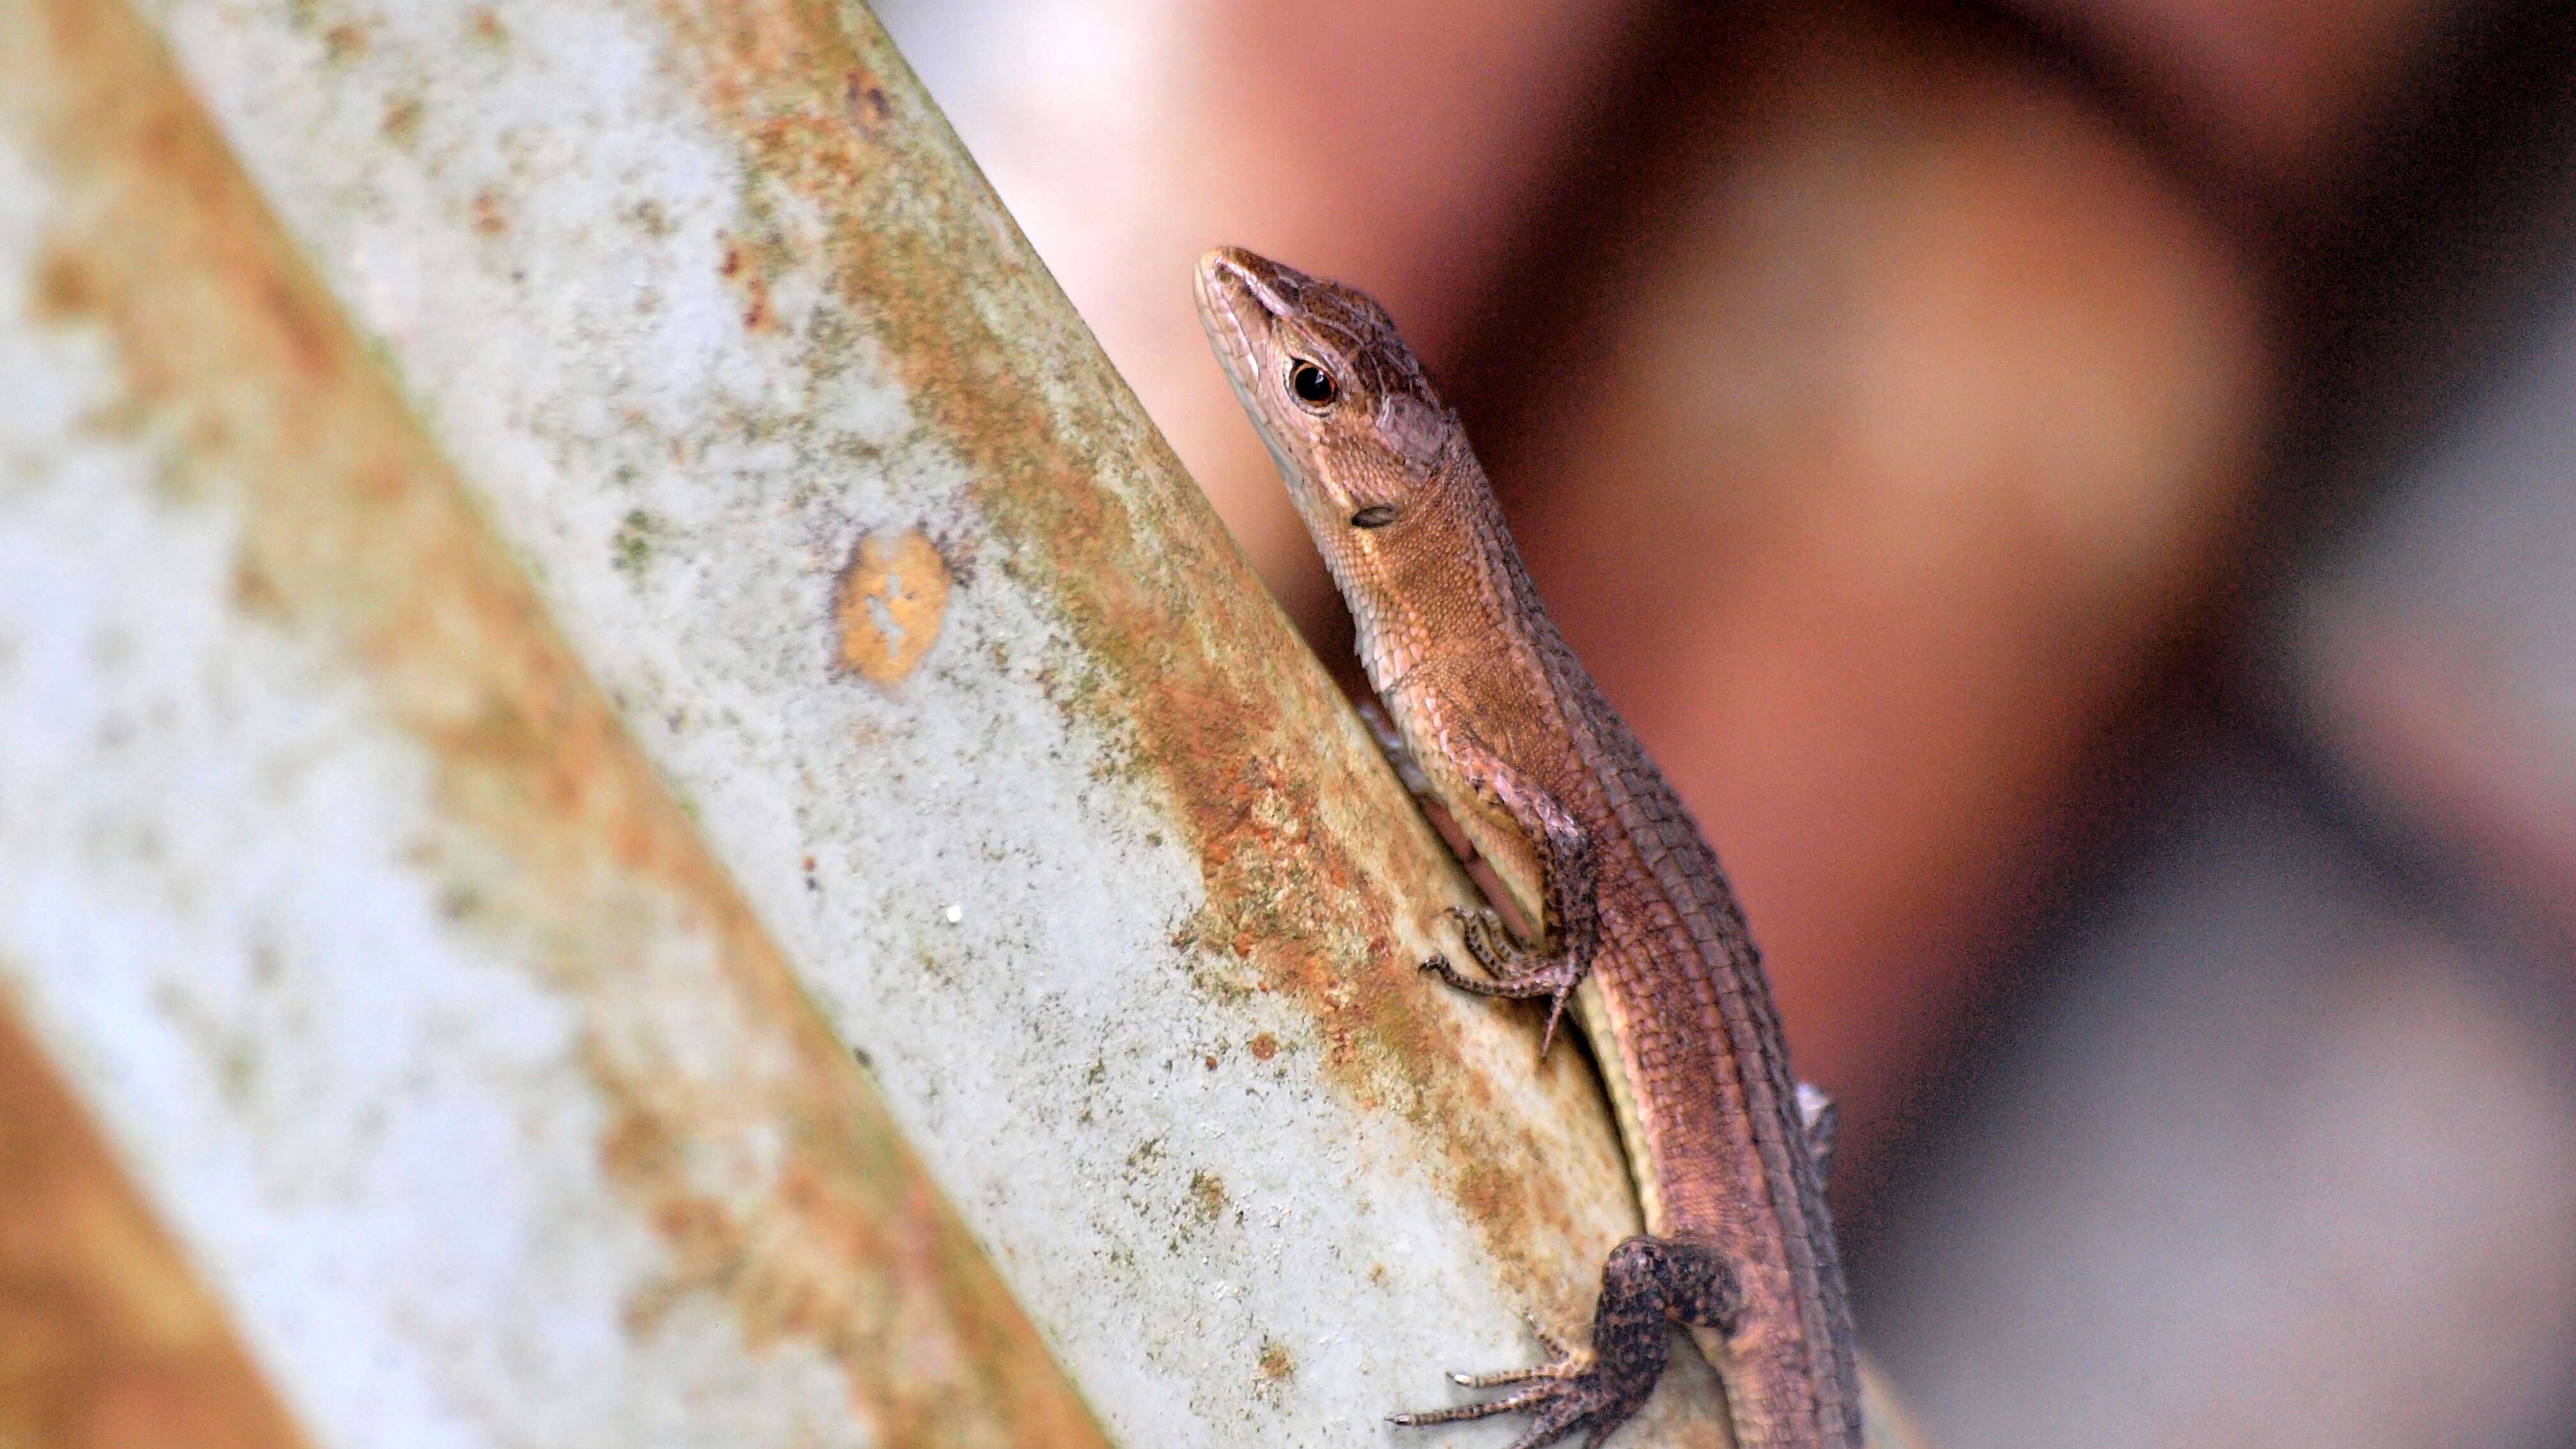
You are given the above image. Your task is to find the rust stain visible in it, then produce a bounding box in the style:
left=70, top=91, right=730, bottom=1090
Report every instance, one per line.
left=1247, top=1032, right=1278, bottom=1061
left=7, top=3, right=1109, bottom=1444
left=31, top=249, right=91, bottom=320
left=0, top=994, right=312, bottom=1449
left=381, top=95, right=422, bottom=144
left=469, top=187, right=507, bottom=237
left=715, top=236, right=778, bottom=330
left=831, top=529, right=951, bottom=686
left=647, top=0, right=1616, bottom=1305
left=1186, top=1171, right=1225, bottom=1223
left=319, top=22, right=367, bottom=63
left=843, top=70, right=891, bottom=134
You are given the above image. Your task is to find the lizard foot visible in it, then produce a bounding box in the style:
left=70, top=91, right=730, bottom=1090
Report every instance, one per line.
left=1446, top=1312, right=1581, bottom=1388
left=1417, top=951, right=1584, bottom=1057
left=1391, top=1238, right=1738, bottom=1449
left=1422, top=908, right=1586, bottom=1056
left=1445, top=903, right=1521, bottom=974
left=1390, top=1342, right=1632, bottom=1449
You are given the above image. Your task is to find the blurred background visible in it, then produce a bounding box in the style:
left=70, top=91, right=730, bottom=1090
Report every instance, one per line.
left=872, top=0, right=2576, bottom=1443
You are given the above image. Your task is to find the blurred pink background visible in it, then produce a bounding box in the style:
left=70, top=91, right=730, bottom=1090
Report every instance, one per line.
left=878, top=0, right=2576, bottom=1443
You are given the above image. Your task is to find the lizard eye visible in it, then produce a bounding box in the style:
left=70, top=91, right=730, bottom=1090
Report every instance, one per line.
left=1350, top=505, right=1399, bottom=528
left=1289, top=360, right=1338, bottom=410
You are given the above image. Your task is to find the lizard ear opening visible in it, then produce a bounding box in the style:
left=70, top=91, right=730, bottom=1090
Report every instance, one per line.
left=1350, top=505, right=1399, bottom=529
left=1377, top=393, right=1448, bottom=474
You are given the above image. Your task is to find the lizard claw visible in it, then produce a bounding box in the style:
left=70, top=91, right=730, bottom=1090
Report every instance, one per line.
left=1537, top=981, right=1575, bottom=1059
left=1522, top=1310, right=1570, bottom=1361
left=1443, top=903, right=1521, bottom=975
left=1392, top=1347, right=1614, bottom=1449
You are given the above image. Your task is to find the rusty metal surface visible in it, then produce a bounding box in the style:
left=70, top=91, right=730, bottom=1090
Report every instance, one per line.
left=0, top=3, right=1109, bottom=1446
left=91, top=0, right=1721, bottom=1443
left=0, top=0, right=1939, bottom=1443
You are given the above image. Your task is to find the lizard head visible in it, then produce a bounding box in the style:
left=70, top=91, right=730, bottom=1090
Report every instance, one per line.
left=1194, top=247, right=1464, bottom=594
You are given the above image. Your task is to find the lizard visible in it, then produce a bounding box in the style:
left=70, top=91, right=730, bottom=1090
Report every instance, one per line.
left=1195, top=246, right=1863, bottom=1448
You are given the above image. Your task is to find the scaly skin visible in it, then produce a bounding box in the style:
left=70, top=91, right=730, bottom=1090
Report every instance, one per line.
left=1197, top=247, right=1861, bottom=1448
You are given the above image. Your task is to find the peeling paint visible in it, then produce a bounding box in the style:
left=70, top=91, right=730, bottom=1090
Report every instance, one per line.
left=831, top=528, right=951, bottom=686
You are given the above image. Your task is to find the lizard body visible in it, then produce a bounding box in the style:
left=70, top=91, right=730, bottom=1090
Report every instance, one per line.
left=1197, top=247, right=1862, bottom=1448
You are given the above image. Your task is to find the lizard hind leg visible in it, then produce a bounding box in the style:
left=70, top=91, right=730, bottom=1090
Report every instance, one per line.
left=1418, top=918, right=1588, bottom=1058
left=1391, top=1236, right=1739, bottom=1449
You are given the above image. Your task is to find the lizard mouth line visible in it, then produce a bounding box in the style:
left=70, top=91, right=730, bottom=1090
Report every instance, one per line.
left=1192, top=251, right=1266, bottom=385
left=1192, top=249, right=1331, bottom=520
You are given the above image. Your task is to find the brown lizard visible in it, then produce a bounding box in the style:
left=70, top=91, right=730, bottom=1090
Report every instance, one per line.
left=1197, top=246, right=1863, bottom=1448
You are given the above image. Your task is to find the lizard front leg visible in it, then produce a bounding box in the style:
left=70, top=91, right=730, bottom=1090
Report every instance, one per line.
left=1392, top=1236, right=1742, bottom=1449
left=1360, top=693, right=1556, bottom=998
left=1358, top=696, right=1440, bottom=799
left=1397, top=702, right=1601, bottom=1057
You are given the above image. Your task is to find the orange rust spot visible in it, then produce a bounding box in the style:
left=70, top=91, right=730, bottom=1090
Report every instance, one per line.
left=1255, top=1340, right=1294, bottom=1384
left=466, top=7, right=507, bottom=47
left=0, top=1000, right=312, bottom=1449
left=831, top=529, right=951, bottom=686
left=1248, top=1033, right=1278, bottom=1061
left=714, top=235, right=777, bottom=331
left=470, top=188, right=507, bottom=237
left=320, top=22, right=367, bottom=61
left=843, top=69, right=891, bottom=132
